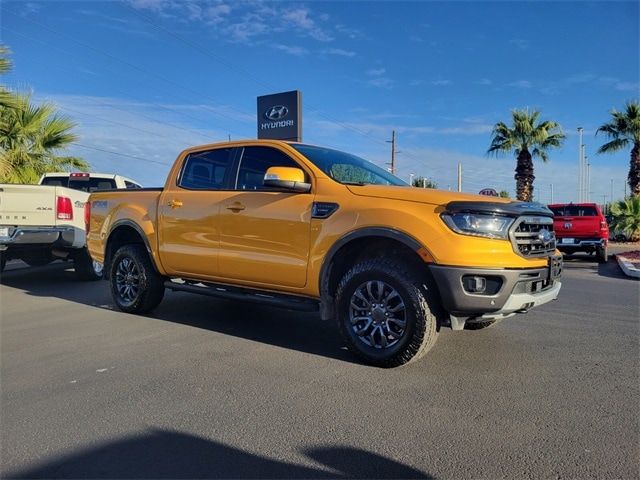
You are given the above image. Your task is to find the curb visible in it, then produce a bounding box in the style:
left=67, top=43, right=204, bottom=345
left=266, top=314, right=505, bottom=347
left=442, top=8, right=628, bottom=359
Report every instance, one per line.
left=616, top=255, right=640, bottom=279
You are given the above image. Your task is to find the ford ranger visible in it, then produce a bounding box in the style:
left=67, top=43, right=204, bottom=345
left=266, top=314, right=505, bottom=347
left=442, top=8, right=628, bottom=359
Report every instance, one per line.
left=87, top=140, right=562, bottom=367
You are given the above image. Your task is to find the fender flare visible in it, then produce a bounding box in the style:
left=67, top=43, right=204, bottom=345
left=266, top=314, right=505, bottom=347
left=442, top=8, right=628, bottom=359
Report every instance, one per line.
left=318, top=227, right=424, bottom=320
left=105, top=220, right=159, bottom=277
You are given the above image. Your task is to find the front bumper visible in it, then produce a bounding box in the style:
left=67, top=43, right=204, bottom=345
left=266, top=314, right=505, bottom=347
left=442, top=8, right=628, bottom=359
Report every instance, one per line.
left=0, top=226, right=83, bottom=251
left=429, top=256, right=562, bottom=324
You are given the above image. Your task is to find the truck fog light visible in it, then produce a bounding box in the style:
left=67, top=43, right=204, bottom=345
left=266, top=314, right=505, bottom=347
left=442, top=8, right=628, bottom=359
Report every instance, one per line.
left=463, top=275, right=487, bottom=294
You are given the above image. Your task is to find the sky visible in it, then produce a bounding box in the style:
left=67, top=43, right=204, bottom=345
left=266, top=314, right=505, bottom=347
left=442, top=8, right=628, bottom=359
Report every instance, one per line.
left=2, top=0, right=639, bottom=203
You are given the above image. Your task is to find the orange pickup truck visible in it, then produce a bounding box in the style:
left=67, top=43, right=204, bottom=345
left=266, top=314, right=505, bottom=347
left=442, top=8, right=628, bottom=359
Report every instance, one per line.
left=87, top=140, right=562, bottom=367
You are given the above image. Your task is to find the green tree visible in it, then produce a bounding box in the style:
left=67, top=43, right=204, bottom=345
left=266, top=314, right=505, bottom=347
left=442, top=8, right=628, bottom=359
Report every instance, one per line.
left=610, top=196, right=640, bottom=241
left=0, top=45, right=17, bottom=110
left=596, top=101, right=640, bottom=197
left=498, top=190, right=510, bottom=198
left=0, top=93, right=89, bottom=183
left=412, top=176, right=437, bottom=188
left=488, top=109, right=565, bottom=201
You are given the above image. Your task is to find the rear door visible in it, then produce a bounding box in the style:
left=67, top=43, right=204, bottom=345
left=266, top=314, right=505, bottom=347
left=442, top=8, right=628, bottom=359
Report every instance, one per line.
left=157, top=147, right=237, bottom=278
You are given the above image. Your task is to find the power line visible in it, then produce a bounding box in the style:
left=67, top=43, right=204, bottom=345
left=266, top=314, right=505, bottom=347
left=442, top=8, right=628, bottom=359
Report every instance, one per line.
left=124, top=3, right=397, bottom=148
left=74, top=143, right=172, bottom=166
left=4, top=11, right=258, bottom=131
left=3, top=26, right=246, bottom=142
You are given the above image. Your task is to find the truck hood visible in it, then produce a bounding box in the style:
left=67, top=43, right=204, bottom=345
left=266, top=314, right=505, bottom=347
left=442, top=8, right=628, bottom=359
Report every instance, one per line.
left=345, top=185, right=513, bottom=207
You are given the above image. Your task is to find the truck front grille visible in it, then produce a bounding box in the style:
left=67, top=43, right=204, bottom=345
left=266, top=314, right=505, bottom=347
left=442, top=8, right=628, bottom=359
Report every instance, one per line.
left=510, top=216, right=556, bottom=257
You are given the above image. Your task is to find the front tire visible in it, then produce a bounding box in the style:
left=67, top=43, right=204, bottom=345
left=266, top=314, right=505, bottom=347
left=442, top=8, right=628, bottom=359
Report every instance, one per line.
left=110, top=244, right=165, bottom=313
left=335, top=258, right=440, bottom=367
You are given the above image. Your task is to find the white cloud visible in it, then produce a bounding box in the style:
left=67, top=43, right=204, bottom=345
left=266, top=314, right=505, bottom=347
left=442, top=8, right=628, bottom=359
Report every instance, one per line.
left=366, top=68, right=386, bottom=76
left=323, top=48, right=356, bottom=57
left=615, top=81, right=640, bottom=92
left=367, top=78, right=394, bottom=89
left=127, top=1, right=339, bottom=44
left=431, top=79, right=451, bottom=86
left=477, top=78, right=492, bottom=86
left=509, top=38, right=530, bottom=50
left=507, top=80, right=533, bottom=88
left=273, top=44, right=309, bottom=56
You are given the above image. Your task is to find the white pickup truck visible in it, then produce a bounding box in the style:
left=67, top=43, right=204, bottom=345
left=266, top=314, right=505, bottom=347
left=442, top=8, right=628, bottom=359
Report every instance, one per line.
left=0, top=172, right=142, bottom=278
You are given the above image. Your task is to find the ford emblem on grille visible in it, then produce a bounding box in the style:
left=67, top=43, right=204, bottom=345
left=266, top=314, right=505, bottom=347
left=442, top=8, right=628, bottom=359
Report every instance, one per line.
left=538, top=228, right=553, bottom=246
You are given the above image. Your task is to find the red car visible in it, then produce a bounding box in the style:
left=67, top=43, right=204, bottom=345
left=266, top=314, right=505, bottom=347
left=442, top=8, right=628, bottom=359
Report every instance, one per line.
left=548, top=203, right=609, bottom=263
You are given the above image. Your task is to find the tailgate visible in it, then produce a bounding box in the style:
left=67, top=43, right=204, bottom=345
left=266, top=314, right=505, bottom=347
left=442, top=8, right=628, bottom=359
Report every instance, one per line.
left=554, top=216, right=601, bottom=237
left=0, top=184, right=58, bottom=227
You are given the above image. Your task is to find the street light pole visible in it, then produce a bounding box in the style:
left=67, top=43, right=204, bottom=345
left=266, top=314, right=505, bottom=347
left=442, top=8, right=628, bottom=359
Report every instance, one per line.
left=409, top=173, right=414, bottom=186
left=586, top=158, right=590, bottom=202
left=578, top=127, right=583, bottom=201
left=550, top=183, right=554, bottom=204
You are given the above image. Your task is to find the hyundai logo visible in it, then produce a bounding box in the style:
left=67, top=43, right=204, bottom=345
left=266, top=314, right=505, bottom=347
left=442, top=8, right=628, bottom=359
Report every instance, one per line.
left=538, top=228, right=553, bottom=246
left=265, top=105, right=289, bottom=121
left=564, top=222, right=572, bottom=229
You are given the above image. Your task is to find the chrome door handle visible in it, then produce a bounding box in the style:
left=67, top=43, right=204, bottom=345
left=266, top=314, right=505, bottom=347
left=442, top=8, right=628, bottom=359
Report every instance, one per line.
left=226, top=203, right=245, bottom=212
left=168, top=199, right=183, bottom=208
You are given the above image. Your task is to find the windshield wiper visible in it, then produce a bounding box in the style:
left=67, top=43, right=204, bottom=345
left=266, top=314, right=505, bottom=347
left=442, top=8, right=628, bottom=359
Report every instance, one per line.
left=341, top=181, right=369, bottom=186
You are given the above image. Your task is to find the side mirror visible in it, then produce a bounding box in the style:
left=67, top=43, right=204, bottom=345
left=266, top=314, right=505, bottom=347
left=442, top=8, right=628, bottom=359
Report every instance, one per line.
left=264, top=167, right=311, bottom=193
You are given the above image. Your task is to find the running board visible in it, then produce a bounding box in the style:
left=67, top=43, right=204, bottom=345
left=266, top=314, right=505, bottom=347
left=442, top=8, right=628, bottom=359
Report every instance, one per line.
left=164, top=279, right=319, bottom=312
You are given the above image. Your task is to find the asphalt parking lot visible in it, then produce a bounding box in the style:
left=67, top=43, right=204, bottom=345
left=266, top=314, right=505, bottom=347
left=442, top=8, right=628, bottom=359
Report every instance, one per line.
left=1, top=246, right=638, bottom=479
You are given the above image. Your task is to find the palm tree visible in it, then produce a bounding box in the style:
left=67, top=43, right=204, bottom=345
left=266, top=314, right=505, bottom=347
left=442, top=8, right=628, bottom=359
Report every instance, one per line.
left=596, top=101, right=640, bottom=197
left=0, top=93, right=89, bottom=183
left=488, top=109, right=565, bottom=201
left=610, top=196, right=640, bottom=241
left=0, top=45, right=18, bottom=109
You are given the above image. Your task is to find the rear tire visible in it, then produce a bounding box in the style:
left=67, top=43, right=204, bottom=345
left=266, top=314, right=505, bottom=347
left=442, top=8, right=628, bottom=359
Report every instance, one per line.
left=597, top=245, right=608, bottom=263
left=74, top=248, right=103, bottom=281
left=335, top=257, right=440, bottom=368
left=110, top=244, right=164, bottom=314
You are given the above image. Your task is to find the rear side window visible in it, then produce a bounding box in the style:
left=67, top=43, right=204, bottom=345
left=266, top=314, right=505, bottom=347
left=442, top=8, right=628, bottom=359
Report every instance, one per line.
left=236, top=146, right=300, bottom=191
left=551, top=206, right=598, bottom=216
left=69, top=178, right=116, bottom=192
left=41, top=177, right=68, bottom=187
left=125, top=181, right=141, bottom=189
left=179, top=148, right=233, bottom=190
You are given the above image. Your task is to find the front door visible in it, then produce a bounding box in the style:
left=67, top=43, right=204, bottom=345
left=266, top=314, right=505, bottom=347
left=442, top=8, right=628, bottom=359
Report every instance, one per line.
left=217, top=146, right=313, bottom=288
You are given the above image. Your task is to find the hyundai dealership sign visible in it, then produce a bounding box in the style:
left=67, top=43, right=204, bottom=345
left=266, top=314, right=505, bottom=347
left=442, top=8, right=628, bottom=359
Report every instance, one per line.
left=257, top=90, right=302, bottom=142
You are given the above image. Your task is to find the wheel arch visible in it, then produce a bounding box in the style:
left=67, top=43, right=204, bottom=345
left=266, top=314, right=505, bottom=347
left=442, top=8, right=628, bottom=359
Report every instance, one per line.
left=318, top=227, right=433, bottom=320
left=104, top=221, right=159, bottom=279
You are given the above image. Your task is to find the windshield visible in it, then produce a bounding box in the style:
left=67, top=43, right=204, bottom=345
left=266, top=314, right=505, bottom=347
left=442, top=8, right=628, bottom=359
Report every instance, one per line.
left=290, top=144, right=407, bottom=186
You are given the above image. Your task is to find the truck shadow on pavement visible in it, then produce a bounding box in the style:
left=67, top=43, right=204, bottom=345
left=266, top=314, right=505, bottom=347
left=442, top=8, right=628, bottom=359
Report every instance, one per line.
left=7, top=428, right=432, bottom=479
left=0, top=263, right=359, bottom=364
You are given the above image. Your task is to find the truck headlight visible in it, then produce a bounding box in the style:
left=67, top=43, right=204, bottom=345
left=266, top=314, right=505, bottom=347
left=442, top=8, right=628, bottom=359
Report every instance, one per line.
left=441, top=213, right=514, bottom=239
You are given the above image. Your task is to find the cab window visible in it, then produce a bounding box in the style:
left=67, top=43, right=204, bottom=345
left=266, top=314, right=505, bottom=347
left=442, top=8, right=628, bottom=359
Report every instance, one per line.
left=179, top=148, right=233, bottom=190
left=236, top=146, right=301, bottom=191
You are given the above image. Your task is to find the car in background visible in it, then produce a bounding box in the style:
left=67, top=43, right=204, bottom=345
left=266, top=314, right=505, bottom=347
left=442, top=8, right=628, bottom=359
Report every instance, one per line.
left=40, top=172, right=142, bottom=191
left=0, top=172, right=142, bottom=276
left=548, top=203, right=609, bottom=263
